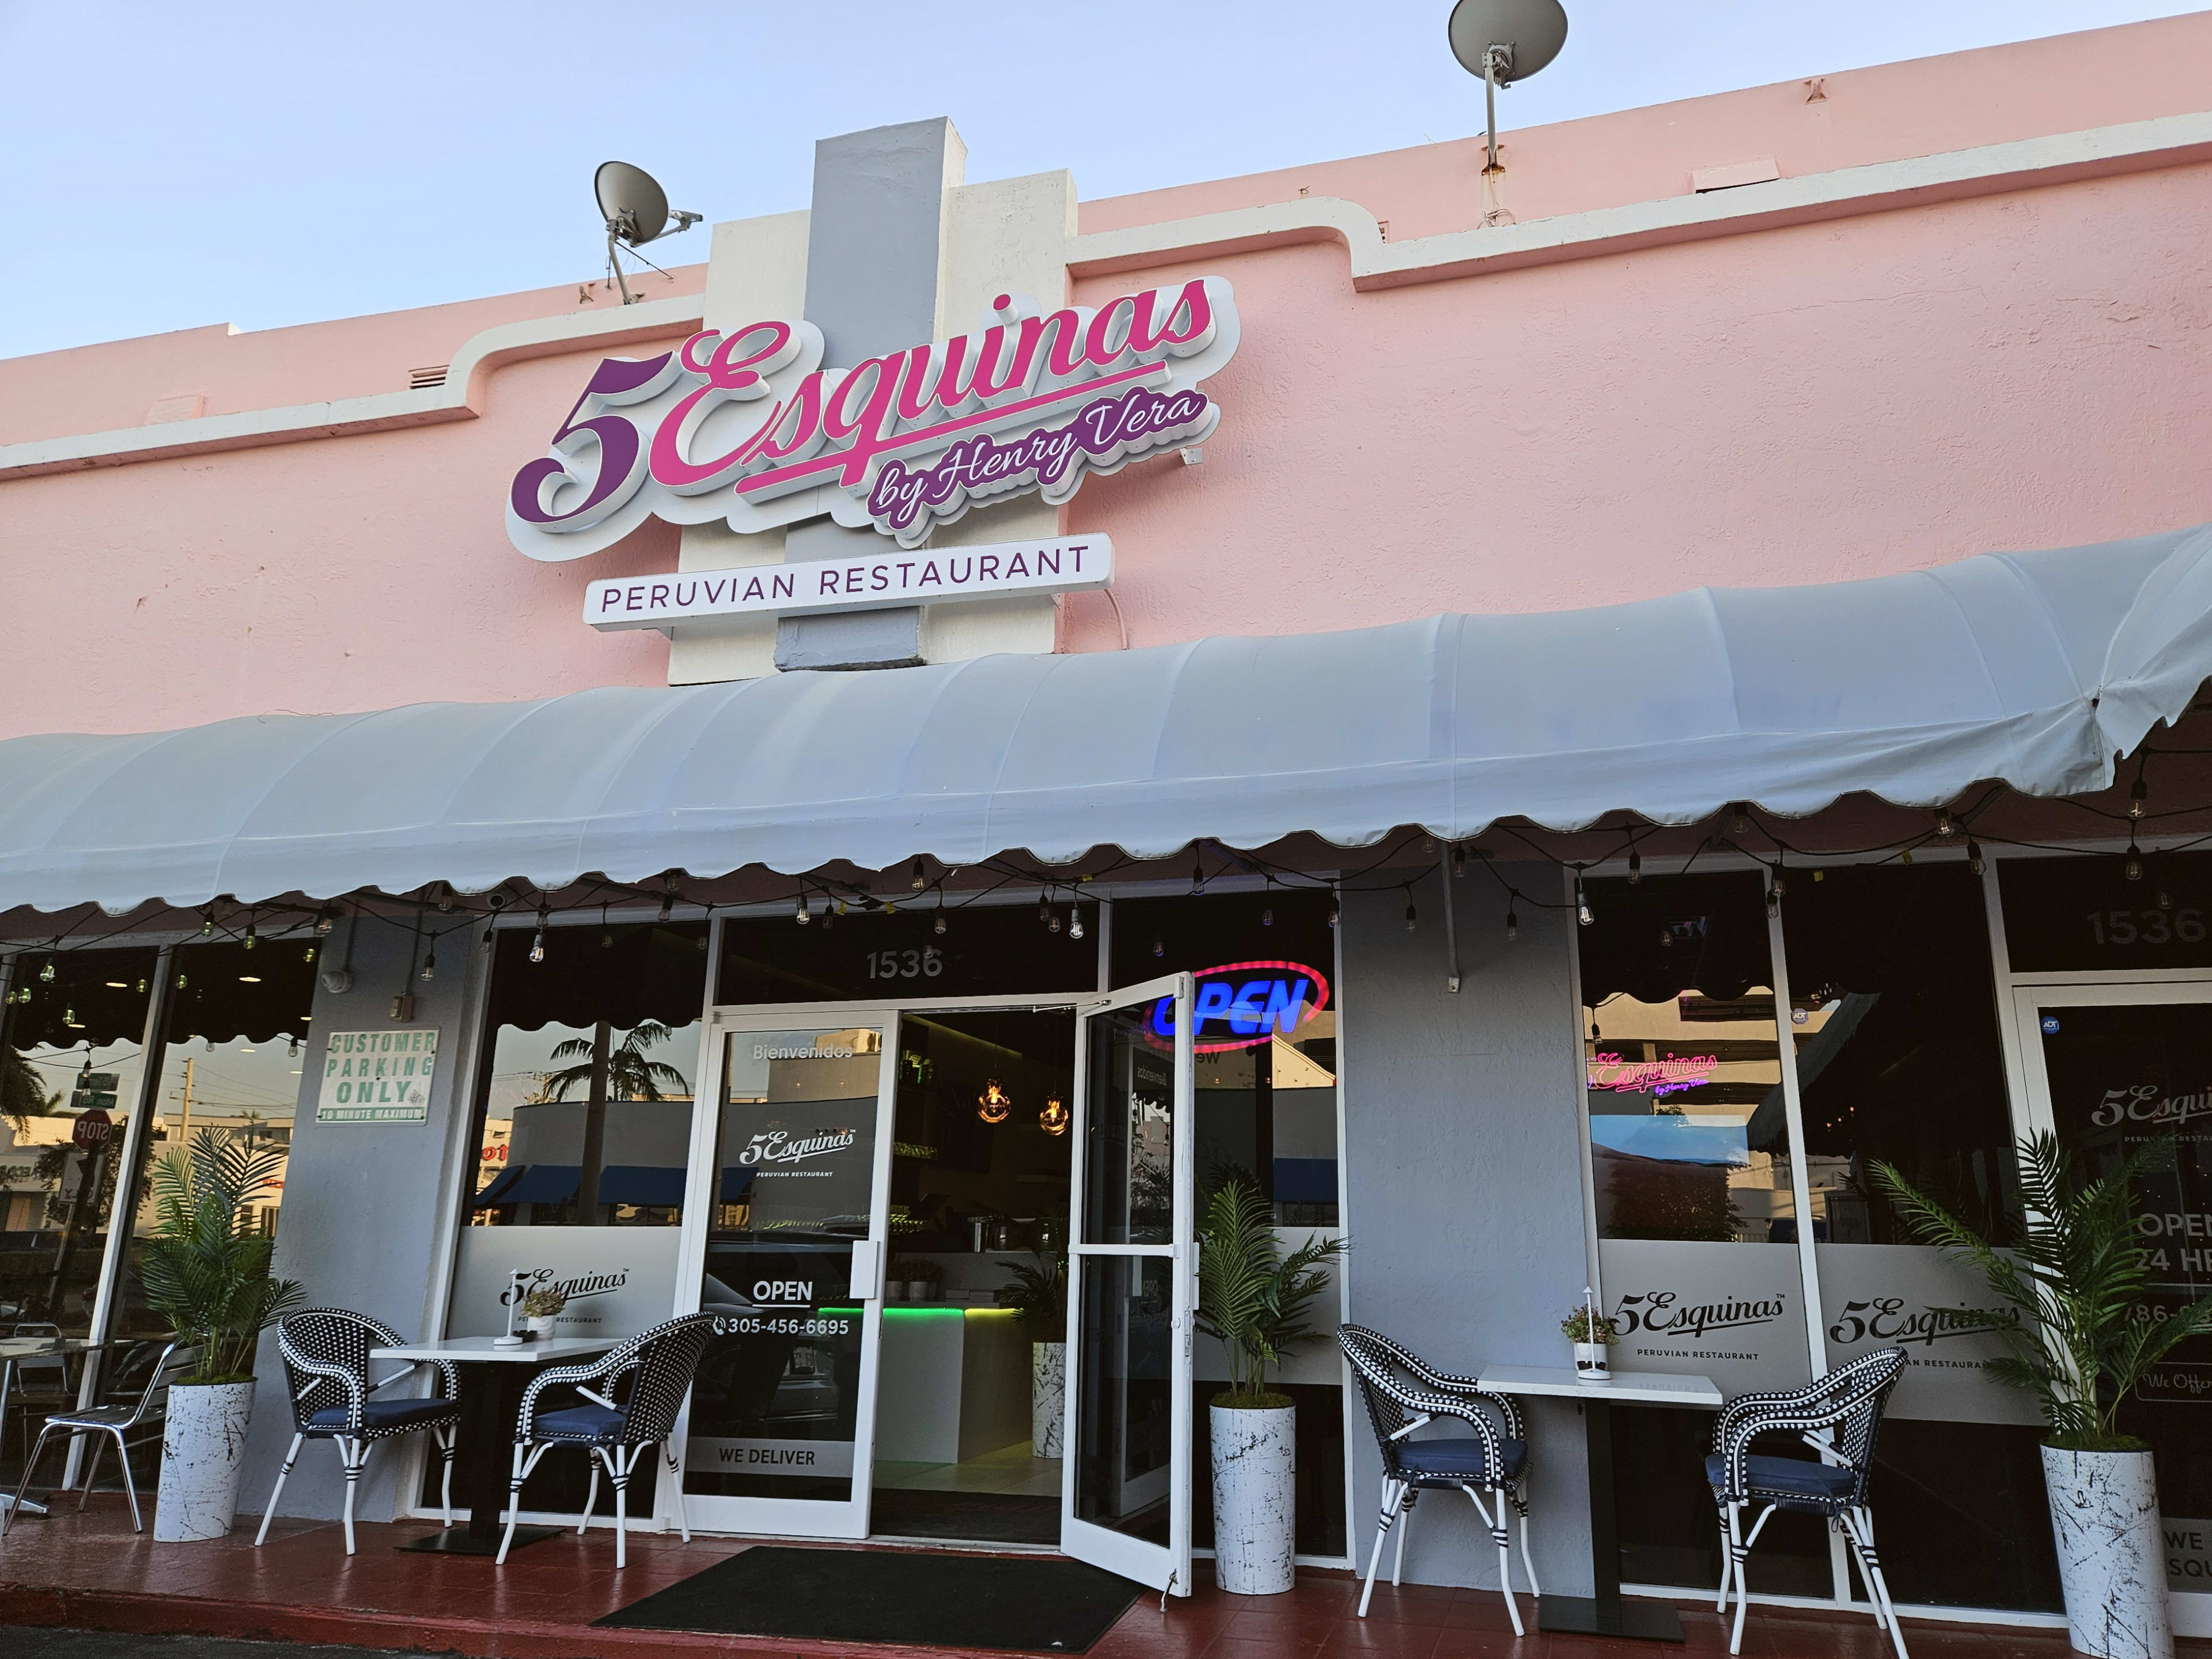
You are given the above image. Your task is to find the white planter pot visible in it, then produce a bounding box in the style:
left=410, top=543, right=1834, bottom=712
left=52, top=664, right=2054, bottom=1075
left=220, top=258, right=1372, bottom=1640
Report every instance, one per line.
left=1032, top=1342, right=1066, bottom=1457
left=1210, top=1401, right=1296, bottom=1596
left=154, top=1378, right=255, bottom=1541
left=2041, top=1445, right=2172, bottom=1659
left=524, top=1315, right=559, bottom=1338
left=1572, top=1341, right=1612, bottom=1382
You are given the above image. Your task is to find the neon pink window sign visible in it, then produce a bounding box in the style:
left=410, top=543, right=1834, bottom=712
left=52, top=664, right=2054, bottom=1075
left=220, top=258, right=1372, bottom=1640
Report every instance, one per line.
left=1148, top=960, right=1331, bottom=1054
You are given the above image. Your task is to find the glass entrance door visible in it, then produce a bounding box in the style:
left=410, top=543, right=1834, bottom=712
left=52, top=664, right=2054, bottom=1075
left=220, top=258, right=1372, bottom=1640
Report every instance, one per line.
left=1061, top=974, right=1196, bottom=1594
left=2012, top=982, right=2212, bottom=1624
left=675, top=1014, right=897, bottom=1539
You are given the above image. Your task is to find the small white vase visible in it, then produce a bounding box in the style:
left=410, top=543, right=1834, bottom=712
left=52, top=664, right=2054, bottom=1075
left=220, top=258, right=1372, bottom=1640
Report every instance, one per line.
left=525, top=1314, right=558, bottom=1338
left=1032, top=1342, right=1066, bottom=1457
left=1572, top=1341, right=1612, bottom=1383
left=154, top=1378, right=255, bottom=1541
left=2040, top=1444, right=2172, bottom=1659
left=1210, top=1400, right=1296, bottom=1595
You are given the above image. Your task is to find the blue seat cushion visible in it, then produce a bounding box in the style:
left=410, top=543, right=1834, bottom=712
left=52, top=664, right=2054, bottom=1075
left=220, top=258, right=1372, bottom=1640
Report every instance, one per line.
left=305, top=1397, right=458, bottom=1434
left=1704, top=1452, right=1857, bottom=1503
left=535, top=1403, right=627, bottom=1441
left=1395, top=1437, right=1528, bottom=1483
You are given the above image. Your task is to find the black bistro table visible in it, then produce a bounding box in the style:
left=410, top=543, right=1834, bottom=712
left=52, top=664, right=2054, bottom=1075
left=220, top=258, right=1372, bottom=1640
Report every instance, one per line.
left=369, top=1333, right=615, bottom=1556
left=1476, top=1363, right=1725, bottom=1643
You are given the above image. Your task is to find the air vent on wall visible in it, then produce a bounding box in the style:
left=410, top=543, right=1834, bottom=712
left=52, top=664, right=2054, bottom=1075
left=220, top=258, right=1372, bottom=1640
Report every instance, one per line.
left=407, top=365, right=449, bottom=390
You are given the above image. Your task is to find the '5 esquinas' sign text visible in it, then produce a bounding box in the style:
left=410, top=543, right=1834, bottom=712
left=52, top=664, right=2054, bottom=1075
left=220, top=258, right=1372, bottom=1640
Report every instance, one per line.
left=508, top=278, right=1238, bottom=557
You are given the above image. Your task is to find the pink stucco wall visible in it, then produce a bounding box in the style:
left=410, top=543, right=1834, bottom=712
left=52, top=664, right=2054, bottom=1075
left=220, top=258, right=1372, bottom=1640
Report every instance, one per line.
left=3, top=19, right=2209, bottom=741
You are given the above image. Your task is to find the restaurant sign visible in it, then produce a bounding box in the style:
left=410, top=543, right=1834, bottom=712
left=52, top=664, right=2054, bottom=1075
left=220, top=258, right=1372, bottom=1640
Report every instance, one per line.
left=507, top=277, right=1238, bottom=559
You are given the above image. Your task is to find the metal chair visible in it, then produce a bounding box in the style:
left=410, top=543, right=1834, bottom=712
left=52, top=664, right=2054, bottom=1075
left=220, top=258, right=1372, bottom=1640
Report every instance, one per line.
left=1707, top=1347, right=1909, bottom=1659
left=259, top=1308, right=462, bottom=1554
left=1339, top=1324, right=1540, bottom=1634
left=2, top=1339, right=191, bottom=1535
left=498, top=1313, right=716, bottom=1567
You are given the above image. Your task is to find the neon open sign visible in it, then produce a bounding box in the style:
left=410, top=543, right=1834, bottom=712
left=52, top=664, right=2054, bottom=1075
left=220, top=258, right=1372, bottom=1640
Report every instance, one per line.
left=1149, top=960, right=1331, bottom=1054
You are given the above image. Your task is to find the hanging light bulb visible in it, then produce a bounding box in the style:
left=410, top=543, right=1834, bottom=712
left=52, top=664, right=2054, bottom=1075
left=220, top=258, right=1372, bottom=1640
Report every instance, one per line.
left=1049, top=910, right=1063, bottom=934
left=1627, top=850, right=1642, bottom=885
left=600, top=904, right=613, bottom=949
left=1452, top=845, right=1465, bottom=878
left=135, top=979, right=147, bottom=994
left=659, top=892, right=675, bottom=925
left=244, top=919, right=257, bottom=950
left=835, top=900, right=849, bottom=918
left=796, top=893, right=812, bottom=926
left=63, top=1005, right=77, bottom=1027
left=420, top=944, right=437, bottom=982
left=2130, top=775, right=2147, bottom=820
left=978, top=1080, right=1012, bottom=1124
left=2126, top=840, right=2144, bottom=882
left=175, top=972, right=188, bottom=990
left=529, top=930, right=547, bottom=963
left=437, top=883, right=453, bottom=914
left=1660, top=926, right=1675, bottom=949
left=1505, top=905, right=1519, bottom=942
left=934, top=911, right=946, bottom=936
left=1191, top=857, right=1205, bottom=896
left=202, top=912, right=215, bottom=938
left=316, top=907, right=335, bottom=936
left=1576, top=880, right=1594, bottom=927
left=40, top=961, right=55, bottom=983
left=1765, top=884, right=1780, bottom=920
left=1153, top=938, right=1165, bottom=957
left=1770, top=865, right=1787, bottom=902
left=1327, top=897, right=1340, bottom=929
left=1731, top=804, right=1751, bottom=839
left=1069, top=910, right=1085, bottom=940
left=1039, top=897, right=1051, bottom=927
left=911, top=857, right=927, bottom=891
left=1967, top=838, right=1984, bottom=876
left=288, top=1037, right=301, bottom=1059
left=482, top=923, right=495, bottom=952
left=1934, top=808, right=1956, bottom=839
left=1404, top=900, right=1418, bottom=933
left=1039, top=1096, right=1070, bottom=1137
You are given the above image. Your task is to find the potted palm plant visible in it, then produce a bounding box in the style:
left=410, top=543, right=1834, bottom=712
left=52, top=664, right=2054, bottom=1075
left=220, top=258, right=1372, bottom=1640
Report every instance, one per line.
left=1877, top=1133, right=2212, bottom=1659
left=995, top=1251, right=1067, bottom=1456
left=1196, top=1177, right=1346, bottom=1596
left=140, top=1128, right=302, bottom=1541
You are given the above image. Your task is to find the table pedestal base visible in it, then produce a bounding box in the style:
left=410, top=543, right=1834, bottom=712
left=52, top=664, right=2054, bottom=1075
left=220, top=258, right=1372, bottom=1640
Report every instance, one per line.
left=1539, top=1595, right=1687, bottom=1642
left=400, top=1522, right=564, bottom=1556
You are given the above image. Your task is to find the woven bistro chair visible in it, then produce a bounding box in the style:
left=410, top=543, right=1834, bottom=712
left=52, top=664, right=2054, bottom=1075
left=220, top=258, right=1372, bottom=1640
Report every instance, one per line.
left=2, top=1339, right=191, bottom=1536
left=260, top=1309, right=462, bottom=1554
left=1338, top=1324, right=1540, bottom=1634
left=1708, top=1346, right=1910, bottom=1658
left=497, top=1312, right=717, bottom=1567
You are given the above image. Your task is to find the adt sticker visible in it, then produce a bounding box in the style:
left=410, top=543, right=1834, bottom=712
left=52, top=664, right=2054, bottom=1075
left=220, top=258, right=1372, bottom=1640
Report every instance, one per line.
left=2040, top=1015, right=2062, bottom=1035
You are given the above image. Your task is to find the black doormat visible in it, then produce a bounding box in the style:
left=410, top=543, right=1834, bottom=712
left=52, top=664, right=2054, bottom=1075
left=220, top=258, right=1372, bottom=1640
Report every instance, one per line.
left=595, top=1544, right=1141, bottom=1654
left=870, top=1486, right=1061, bottom=1546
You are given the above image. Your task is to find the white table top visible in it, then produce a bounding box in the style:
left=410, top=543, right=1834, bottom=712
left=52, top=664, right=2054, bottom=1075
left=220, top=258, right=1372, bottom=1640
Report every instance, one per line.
left=1476, top=1363, right=1724, bottom=1408
left=370, top=1336, right=616, bottom=1364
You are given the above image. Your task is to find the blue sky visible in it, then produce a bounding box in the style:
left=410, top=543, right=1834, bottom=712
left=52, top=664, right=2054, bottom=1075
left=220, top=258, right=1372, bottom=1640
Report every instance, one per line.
left=2, top=2, right=2200, bottom=359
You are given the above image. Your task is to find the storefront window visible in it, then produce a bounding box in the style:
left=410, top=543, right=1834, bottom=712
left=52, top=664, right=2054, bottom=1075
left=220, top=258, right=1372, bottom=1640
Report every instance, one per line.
left=1577, top=871, right=1819, bottom=1594
left=1783, top=862, right=2058, bottom=1611
left=1109, top=890, right=1338, bottom=1226
left=1, top=948, right=158, bottom=1342
left=115, top=939, right=317, bottom=1340
left=453, top=923, right=706, bottom=1329
left=719, top=900, right=1099, bottom=1003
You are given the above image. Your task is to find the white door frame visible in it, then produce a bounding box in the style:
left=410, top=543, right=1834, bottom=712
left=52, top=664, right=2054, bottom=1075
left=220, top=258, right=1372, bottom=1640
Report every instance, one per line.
left=666, top=993, right=1096, bottom=1540
left=2003, top=974, right=2212, bottom=1639
left=1060, top=972, right=1196, bottom=1595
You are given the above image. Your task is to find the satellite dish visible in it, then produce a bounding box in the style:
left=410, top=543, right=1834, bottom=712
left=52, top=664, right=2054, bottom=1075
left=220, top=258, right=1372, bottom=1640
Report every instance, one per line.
left=592, top=161, right=702, bottom=305
left=1446, top=0, right=1567, bottom=179
left=1447, top=0, right=1568, bottom=86
left=596, top=160, right=674, bottom=246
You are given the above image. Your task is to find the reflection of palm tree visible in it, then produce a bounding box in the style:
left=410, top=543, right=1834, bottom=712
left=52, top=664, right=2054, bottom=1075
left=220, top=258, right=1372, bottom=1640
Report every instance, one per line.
left=545, top=1022, right=686, bottom=1103
left=4, top=1050, right=59, bottom=1135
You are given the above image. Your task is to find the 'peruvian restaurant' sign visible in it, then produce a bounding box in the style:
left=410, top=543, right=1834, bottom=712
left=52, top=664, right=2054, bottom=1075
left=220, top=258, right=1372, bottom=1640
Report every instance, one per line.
left=316, top=1029, right=437, bottom=1124
left=506, top=278, right=1238, bottom=562
left=584, top=535, right=1111, bottom=633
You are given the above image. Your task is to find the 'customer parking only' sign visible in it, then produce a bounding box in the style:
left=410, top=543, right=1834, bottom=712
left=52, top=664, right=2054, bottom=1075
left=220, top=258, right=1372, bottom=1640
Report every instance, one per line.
left=317, top=1030, right=437, bottom=1124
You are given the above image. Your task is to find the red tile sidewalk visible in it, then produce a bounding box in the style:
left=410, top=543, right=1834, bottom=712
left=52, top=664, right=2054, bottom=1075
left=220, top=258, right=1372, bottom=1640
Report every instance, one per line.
left=0, top=1497, right=2180, bottom=1659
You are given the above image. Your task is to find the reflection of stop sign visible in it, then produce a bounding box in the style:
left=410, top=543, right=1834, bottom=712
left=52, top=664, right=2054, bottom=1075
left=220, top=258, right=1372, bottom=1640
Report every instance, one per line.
left=72, top=1109, right=113, bottom=1150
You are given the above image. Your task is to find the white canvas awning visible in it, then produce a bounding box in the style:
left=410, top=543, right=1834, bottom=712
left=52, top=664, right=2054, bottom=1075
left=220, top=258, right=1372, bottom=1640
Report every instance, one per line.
left=4, top=522, right=2209, bottom=915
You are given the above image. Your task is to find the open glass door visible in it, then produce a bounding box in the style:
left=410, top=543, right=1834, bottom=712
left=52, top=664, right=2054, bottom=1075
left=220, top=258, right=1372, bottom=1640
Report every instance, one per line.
left=676, top=1013, right=898, bottom=1539
left=1062, top=974, right=1195, bottom=1594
